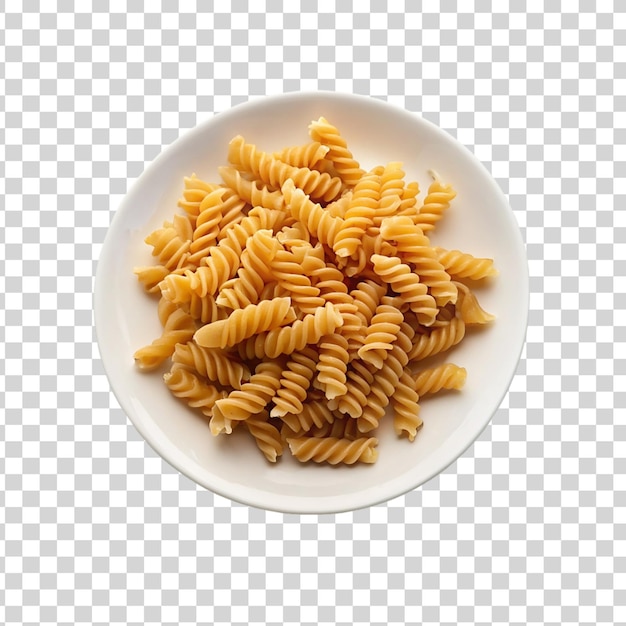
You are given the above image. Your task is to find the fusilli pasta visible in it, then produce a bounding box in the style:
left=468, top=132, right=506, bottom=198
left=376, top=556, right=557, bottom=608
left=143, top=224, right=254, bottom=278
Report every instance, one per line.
left=133, top=116, right=496, bottom=465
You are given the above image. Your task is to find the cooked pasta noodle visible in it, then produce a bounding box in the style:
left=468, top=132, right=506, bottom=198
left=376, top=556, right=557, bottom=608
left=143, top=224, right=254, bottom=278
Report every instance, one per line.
left=413, top=363, right=467, bottom=397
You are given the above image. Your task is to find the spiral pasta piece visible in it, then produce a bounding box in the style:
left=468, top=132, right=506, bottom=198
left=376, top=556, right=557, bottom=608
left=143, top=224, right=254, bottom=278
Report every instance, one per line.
left=133, top=298, right=197, bottom=370
left=414, top=177, right=457, bottom=233
left=245, top=410, right=283, bottom=463
left=453, top=281, right=496, bottom=325
left=280, top=398, right=335, bottom=433
left=178, top=175, right=220, bottom=219
left=134, top=265, right=172, bottom=294
left=408, top=317, right=466, bottom=361
left=372, top=161, right=405, bottom=227
left=145, top=223, right=191, bottom=271
left=433, top=247, right=498, bottom=281
left=218, top=166, right=286, bottom=211
left=216, top=229, right=281, bottom=309
left=397, top=181, right=420, bottom=217
left=371, top=254, right=438, bottom=326
left=357, top=302, right=404, bottom=370
left=236, top=302, right=343, bottom=360
left=193, top=298, right=296, bottom=349
left=163, top=367, right=227, bottom=417
left=229, top=135, right=342, bottom=202
left=271, top=347, right=319, bottom=417
left=273, top=141, right=330, bottom=169
left=380, top=216, right=458, bottom=307
left=172, top=342, right=251, bottom=389
left=186, top=188, right=227, bottom=265
left=355, top=326, right=411, bottom=433
left=307, top=415, right=360, bottom=440
left=269, top=248, right=325, bottom=314
left=212, top=361, right=284, bottom=429
left=332, top=171, right=380, bottom=258
left=324, top=191, right=353, bottom=219
left=413, top=363, right=467, bottom=397
left=308, top=116, right=365, bottom=187
left=351, top=280, right=388, bottom=326
left=336, top=359, right=374, bottom=418
left=216, top=189, right=248, bottom=240
left=282, top=180, right=344, bottom=248
left=179, top=292, right=227, bottom=324
left=315, top=334, right=349, bottom=400
left=311, top=266, right=362, bottom=354
left=392, top=370, right=422, bottom=442
left=356, top=377, right=389, bottom=434
left=287, top=436, right=378, bottom=465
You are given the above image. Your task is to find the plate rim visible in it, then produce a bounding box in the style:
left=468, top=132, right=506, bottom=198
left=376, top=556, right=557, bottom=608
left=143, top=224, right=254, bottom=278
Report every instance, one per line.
left=94, top=90, right=529, bottom=514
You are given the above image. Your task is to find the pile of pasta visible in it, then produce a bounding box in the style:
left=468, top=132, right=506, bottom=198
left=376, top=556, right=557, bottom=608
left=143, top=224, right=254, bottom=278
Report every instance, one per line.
left=133, top=116, right=497, bottom=465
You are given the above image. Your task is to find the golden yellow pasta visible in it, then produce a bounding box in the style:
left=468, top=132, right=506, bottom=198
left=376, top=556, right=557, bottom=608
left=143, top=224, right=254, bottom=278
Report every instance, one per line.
left=287, top=436, right=379, bottom=465
left=133, top=116, right=496, bottom=465
left=245, top=410, right=283, bottom=463
left=413, top=363, right=467, bottom=397
left=308, top=116, right=365, bottom=187
left=193, top=297, right=296, bottom=349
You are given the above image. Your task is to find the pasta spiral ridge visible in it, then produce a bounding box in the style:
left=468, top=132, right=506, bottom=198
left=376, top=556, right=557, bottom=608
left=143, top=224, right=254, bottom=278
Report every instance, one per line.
left=380, top=216, right=458, bottom=307
left=433, top=247, right=498, bottom=281
left=163, top=367, right=227, bottom=417
left=392, top=370, right=422, bottom=442
left=315, top=334, right=350, bottom=400
left=287, top=436, right=378, bottom=465
left=273, top=141, right=330, bottom=169
left=245, top=410, right=283, bottom=463
left=144, top=223, right=191, bottom=271
left=307, top=415, right=360, bottom=440
left=311, top=266, right=362, bottom=353
left=336, top=359, right=374, bottom=418
left=178, top=175, right=220, bottom=218
left=216, top=229, right=281, bottom=309
left=397, top=181, right=420, bottom=217
left=373, top=162, right=405, bottom=227
left=357, top=302, right=404, bottom=370
left=414, top=178, right=457, bottom=233
left=351, top=280, right=388, bottom=326
left=413, top=363, right=467, bottom=397
left=187, top=188, right=227, bottom=264
left=308, top=116, right=365, bottom=187
left=212, top=361, right=284, bottom=428
left=179, top=292, right=227, bottom=324
left=193, top=297, right=296, bottom=349
left=133, top=298, right=196, bottom=370
left=332, top=171, right=380, bottom=258
left=408, top=316, right=466, bottom=361
left=371, top=254, right=438, bottom=326
left=271, top=347, right=319, bottom=418
left=356, top=334, right=410, bottom=433
left=281, top=398, right=335, bottom=434
left=282, top=180, right=344, bottom=248
left=270, top=249, right=326, bottom=314
left=134, top=265, right=172, bottom=294
left=236, top=302, right=344, bottom=360
left=229, top=135, right=342, bottom=202
left=172, top=342, right=251, bottom=389
left=454, top=281, right=496, bottom=325
left=216, top=188, right=248, bottom=240
left=218, top=166, right=286, bottom=211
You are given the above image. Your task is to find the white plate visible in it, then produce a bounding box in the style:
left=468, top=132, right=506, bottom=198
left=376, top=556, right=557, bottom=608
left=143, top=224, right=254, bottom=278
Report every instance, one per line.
left=95, top=92, right=528, bottom=514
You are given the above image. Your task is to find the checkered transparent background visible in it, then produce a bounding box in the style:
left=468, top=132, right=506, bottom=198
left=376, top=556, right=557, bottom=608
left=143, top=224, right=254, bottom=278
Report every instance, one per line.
left=1, top=1, right=625, bottom=625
